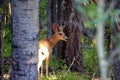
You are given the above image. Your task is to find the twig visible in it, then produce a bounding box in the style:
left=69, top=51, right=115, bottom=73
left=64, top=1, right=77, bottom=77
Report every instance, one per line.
left=66, top=57, right=75, bottom=73
left=92, top=73, right=95, bottom=80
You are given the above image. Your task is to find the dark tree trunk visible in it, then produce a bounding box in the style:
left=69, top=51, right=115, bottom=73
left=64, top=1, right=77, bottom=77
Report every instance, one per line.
left=47, top=0, right=64, bottom=57
left=47, top=0, right=52, bottom=38
left=112, top=22, right=120, bottom=80
left=0, top=14, right=4, bottom=80
left=55, top=0, right=65, bottom=58
left=51, top=0, right=58, bottom=24
left=65, top=25, right=85, bottom=72
left=111, top=0, right=120, bottom=79
left=51, top=0, right=59, bottom=55
left=10, top=0, right=39, bottom=80
left=47, top=0, right=59, bottom=38
left=63, top=0, right=85, bottom=73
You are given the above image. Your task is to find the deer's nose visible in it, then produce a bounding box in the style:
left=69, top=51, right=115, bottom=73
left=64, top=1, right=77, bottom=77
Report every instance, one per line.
left=64, top=36, right=69, bottom=41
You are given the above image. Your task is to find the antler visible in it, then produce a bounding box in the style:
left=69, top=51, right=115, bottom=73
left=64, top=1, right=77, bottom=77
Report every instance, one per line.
left=59, top=25, right=65, bottom=32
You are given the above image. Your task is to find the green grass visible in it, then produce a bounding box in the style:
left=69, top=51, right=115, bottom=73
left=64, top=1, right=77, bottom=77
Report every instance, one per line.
left=83, top=46, right=100, bottom=77
left=39, top=71, right=89, bottom=80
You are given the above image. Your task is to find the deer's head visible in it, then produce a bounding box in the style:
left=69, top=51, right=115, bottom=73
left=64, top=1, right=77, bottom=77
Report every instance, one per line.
left=52, top=23, right=68, bottom=41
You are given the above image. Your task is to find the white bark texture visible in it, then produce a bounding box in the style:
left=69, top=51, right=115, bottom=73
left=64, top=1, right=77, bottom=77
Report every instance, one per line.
left=10, top=0, right=39, bottom=80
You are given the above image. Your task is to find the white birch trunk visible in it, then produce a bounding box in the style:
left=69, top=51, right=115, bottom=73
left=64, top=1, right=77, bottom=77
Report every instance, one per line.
left=10, top=0, right=39, bottom=80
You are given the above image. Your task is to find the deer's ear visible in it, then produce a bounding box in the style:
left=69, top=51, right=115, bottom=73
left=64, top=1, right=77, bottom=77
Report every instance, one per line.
left=52, top=23, right=60, bottom=32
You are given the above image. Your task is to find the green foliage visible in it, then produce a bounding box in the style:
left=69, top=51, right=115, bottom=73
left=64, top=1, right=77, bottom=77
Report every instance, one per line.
left=50, top=55, right=67, bottom=70
left=83, top=47, right=99, bottom=77
left=40, top=0, right=48, bottom=20
left=3, top=26, right=12, bottom=58
left=40, top=0, right=48, bottom=28
left=39, top=28, right=47, bottom=39
left=1, top=1, right=12, bottom=58
left=82, top=35, right=99, bottom=77
left=84, top=3, right=98, bottom=28
left=85, top=3, right=97, bottom=19
left=39, top=0, right=48, bottom=39
left=4, top=63, right=10, bottom=72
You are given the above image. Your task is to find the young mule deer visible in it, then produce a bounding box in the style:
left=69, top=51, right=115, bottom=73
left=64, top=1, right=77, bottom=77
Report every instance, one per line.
left=38, top=23, right=68, bottom=76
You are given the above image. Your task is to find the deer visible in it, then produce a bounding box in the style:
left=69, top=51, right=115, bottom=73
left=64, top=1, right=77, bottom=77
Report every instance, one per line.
left=38, top=23, right=68, bottom=77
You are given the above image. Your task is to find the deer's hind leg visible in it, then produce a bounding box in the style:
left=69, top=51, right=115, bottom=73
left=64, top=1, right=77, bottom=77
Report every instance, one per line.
left=46, top=55, right=50, bottom=76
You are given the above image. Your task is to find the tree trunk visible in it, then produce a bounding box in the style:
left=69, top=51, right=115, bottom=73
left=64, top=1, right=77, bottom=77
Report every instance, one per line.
left=47, top=0, right=64, bottom=57
left=10, top=0, right=39, bottom=80
left=112, top=22, right=120, bottom=80
left=65, top=25, right=85, bottom=72
left=111, top=0, right=120, bottom=80
left=47, top=0, right=52, bottom=38
left=0, top=14, right=4, bottom=80
left=51, top=0, right=59, bottom=55
left=63, top=0, right=85, bottom=73
left=112, top=21, right=120, bottom=80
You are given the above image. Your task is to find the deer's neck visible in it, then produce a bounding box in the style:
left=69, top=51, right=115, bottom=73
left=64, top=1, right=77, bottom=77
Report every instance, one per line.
left=48, top=34, right=60, bottom=48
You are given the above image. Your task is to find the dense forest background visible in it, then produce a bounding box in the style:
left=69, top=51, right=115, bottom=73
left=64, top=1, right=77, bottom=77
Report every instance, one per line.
left=0, top=0, right=120, bottom=80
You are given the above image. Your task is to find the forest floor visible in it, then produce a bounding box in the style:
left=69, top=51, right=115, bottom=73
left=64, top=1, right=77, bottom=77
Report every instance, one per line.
left=2, top=56, right=100, bottom=80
